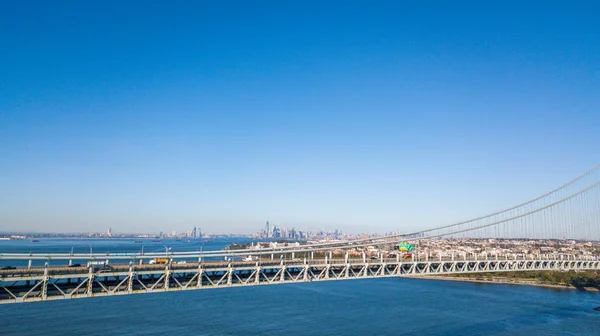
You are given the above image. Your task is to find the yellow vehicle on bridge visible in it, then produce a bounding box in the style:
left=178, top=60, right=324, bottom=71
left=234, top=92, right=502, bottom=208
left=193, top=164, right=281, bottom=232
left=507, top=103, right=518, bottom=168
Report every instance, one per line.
left=149, top=258, right=169, bottom=264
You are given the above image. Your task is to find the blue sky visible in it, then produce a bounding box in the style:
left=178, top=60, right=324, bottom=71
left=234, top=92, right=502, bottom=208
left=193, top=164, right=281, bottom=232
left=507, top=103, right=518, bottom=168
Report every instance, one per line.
left=1, top=1, right=599, bottom=234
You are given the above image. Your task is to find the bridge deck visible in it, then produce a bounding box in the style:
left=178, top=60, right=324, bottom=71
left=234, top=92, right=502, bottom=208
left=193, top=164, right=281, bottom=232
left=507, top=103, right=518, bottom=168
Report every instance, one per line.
left=1, top=257, right=598, bottom=304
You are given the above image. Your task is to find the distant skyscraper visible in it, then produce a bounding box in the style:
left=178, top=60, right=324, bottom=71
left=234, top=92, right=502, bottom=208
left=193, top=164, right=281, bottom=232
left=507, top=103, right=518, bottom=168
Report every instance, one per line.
left=266, top=221, right=270, bottom=237
left=107, top=228, right=112, bottom=236
left=192, top=226, right=197, bottom=238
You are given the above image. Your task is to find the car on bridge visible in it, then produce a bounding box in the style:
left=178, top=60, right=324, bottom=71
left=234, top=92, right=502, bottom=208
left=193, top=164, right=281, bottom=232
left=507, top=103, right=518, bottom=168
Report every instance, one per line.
left=87, top=261, right=111, bottom=270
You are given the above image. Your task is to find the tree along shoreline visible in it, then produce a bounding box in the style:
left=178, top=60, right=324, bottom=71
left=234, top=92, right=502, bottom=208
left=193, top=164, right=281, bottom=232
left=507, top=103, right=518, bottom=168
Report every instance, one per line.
left=416, top=270, right=600, bottom=291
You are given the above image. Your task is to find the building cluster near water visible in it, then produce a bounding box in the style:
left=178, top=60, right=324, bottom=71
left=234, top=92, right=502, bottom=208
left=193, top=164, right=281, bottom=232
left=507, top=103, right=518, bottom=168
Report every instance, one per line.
left=329, top=238, right=600, bottom=259
left=238, top=238, right=600, bottom=261
left=0, top=235, right=26, bottom=240
left=413, top=238, right=600, bottom=259
left=249, top=221, right=405, bottom=241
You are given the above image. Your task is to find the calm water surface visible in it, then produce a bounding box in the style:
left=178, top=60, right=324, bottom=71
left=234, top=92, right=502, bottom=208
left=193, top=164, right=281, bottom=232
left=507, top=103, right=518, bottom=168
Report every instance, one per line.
left=0, top=239, right=598, bottom=335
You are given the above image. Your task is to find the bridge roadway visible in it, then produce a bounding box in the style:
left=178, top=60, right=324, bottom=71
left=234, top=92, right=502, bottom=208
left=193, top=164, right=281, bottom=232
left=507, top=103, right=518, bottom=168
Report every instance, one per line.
left=1, top=256, right=598, bottom=304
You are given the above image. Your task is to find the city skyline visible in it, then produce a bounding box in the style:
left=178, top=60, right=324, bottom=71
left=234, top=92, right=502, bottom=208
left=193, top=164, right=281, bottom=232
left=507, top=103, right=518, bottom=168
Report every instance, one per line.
left=1, top=2, right=599, bottom=234
left=0, top=221, right=359, bottom=237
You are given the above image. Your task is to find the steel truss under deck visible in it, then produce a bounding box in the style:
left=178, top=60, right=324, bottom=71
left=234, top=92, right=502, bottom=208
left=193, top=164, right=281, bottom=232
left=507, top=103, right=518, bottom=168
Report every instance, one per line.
left=1, top=258, right=598, bottom=304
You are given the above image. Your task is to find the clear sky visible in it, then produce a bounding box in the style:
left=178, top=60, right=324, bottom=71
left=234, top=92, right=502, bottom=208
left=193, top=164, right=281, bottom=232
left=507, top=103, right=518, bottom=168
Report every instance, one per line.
left=1, top=1, right=599, bottom=234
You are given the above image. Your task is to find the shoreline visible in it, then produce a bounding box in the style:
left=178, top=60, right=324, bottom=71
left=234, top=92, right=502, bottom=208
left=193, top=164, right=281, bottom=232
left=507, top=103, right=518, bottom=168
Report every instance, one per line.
left=408, top=275, right=600, bottom=291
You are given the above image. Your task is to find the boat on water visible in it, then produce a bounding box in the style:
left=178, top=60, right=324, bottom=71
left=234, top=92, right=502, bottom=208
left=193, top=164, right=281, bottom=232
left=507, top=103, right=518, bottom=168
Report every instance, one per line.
left=31, top=239, right=39, bottom=243
left=133, top=240, right=143, bottom=243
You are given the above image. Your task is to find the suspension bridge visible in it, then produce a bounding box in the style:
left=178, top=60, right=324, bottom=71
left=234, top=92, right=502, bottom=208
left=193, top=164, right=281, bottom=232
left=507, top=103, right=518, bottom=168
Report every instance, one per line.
left=1, top=164, right=599, bottom=304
